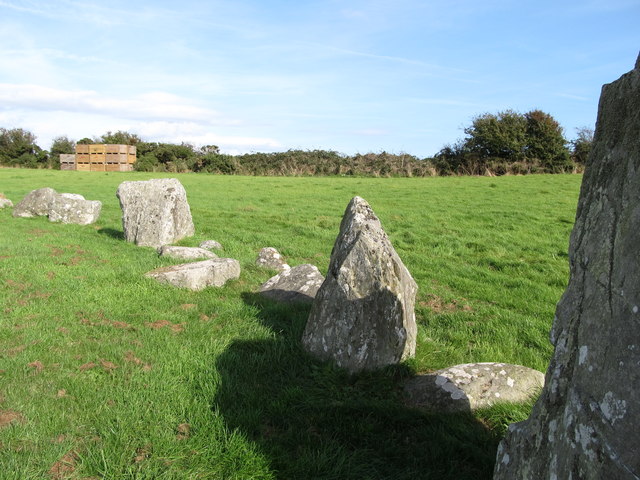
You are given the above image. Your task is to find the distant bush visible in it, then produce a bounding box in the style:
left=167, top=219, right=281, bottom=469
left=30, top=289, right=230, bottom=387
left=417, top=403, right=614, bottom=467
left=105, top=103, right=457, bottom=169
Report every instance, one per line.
left=0, top=119, right=586, bottom=176
left=436, top=109, right=577, bottom=175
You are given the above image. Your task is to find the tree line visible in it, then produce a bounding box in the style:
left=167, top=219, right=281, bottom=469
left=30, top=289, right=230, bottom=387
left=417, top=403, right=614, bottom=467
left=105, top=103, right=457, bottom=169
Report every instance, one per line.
left=0, top=109, right=594, bottom=176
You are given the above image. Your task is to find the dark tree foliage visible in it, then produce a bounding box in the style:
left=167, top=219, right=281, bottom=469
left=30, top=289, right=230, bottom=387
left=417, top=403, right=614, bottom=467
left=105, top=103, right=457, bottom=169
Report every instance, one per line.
left=100, top=130, right=143, bottom=146
left=436, top=109, right=574, bottom=175
left=49, top=136, right=76, bottom=169
left=571, top=127, right=594, bottom=165
left=0, top=127, right=48, bottom=167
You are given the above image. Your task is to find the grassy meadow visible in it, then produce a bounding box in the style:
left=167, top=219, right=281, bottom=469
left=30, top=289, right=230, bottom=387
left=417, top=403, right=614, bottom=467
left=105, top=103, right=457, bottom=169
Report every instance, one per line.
left=0, top=169, right=582, bottom=479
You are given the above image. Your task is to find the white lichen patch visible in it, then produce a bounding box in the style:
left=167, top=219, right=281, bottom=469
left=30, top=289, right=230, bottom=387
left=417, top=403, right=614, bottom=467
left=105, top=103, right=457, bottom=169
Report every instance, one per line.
left=600, top=392, right=627, bottom=425
left=579, top=345, right=588, bottom=365
left=633, top=305, right=638, bottom=314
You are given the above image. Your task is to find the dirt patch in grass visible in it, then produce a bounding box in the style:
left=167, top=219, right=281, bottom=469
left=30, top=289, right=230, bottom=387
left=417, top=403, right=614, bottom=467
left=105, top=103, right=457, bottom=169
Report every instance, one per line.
left=6, top=344, right=27, bottom=357
left=0, top=410, right=25, bottom=428
left=176, top=423, right=191, bottom=440
left=28, top=360, right=45, bottom=373
left=79, top=362, right=97, bottom=371
left=420, top=294, right=473, bottom=313
left=77, top=311, right=135, bottom=330
left=48, top=450, right=79, bottom=479
left=27, top=228, right=49, bottom=237
left=99, top=360, right=118, bottom=372
left=133, top=444, right=152, bottom=464
left=180, top=304, right=197, bottom=311
left=145, top=319, right=184, bottom=334
left=124, top=351, right=152, bottom=371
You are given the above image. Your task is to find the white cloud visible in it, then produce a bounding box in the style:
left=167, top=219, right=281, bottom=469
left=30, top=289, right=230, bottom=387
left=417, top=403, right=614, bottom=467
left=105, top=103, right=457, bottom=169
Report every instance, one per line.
left=0, top=83, right=235, bottom=124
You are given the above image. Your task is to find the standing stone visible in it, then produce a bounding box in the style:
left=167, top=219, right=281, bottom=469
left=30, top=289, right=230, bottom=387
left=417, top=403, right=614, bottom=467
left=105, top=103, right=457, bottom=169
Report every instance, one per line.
left=494, top=56, right=640, bottom=480
left=116, top=178, right=195, bottom=248
left=302, top=196, right=417, bottom=373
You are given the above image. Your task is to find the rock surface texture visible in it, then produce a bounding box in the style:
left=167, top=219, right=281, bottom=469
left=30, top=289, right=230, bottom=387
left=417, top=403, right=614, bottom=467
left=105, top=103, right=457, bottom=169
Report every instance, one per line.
left=259, top=264, right=325, bottom=304
left=404, top=363, right=544, bottom=413
left=494, top=56, right=640, bottom=480
left=256, top=247, right=290, bottom=272
left=145, top=258, right=240, bottom=291
left=158, top=245, right=217, bottom=260
left=0, top=198, right=13, bottom=208
left=13, top=188, right=101, bottom=225
left=302, top=196, right=417, bottom=373
left=12, top=187, right=58, bottom=218
left=199, top=240, right=223, bottom=251
left=116, top=178, right=195, bottom=248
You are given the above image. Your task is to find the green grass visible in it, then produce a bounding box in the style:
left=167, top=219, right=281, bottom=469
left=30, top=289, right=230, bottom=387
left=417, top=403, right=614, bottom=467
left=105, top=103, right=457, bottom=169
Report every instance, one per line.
left=0, top=169, right=582, bottom=479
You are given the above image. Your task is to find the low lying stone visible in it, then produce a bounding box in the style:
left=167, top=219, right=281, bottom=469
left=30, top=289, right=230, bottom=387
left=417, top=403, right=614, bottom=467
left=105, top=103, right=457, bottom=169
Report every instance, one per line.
left=256, top=247, right=290, bottom=272
left=403, top=363, right=545, bottom=413
left=12, top=188, right=101, bottom=225
left=259, top=264, right=324, bottom=304
left=199, top=240, right=223, bottom=251
left=145, top=258, right=240, bottom=291
left=0, top=198, right=13, bottom=208
left=12, top=187, right=57, bottom=218
left=48, top=193, right=102, bottom=225
left=158, top=245, right=217, bottom=260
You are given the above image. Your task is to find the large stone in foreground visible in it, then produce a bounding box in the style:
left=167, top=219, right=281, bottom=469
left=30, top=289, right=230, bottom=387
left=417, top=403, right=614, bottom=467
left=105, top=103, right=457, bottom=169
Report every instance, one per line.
left=494, top=56, right=640, bottom=480
left=302, top=196, right=417, bottom=373
left=404, top=363, right=544, bottom=413
left=145, top=258, right=240, bottom=291
left=116, top=178, right=195, bottom=248
left=13, top=188, right=101, bottom=225
left=259, top=264, right=324, bottom=304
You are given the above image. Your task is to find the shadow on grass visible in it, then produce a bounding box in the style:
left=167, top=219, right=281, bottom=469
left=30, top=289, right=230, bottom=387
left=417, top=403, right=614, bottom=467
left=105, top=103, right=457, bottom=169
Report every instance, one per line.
left=97, top=227, right=125, bottom=241
left=213, top=293, right=500, bottom=479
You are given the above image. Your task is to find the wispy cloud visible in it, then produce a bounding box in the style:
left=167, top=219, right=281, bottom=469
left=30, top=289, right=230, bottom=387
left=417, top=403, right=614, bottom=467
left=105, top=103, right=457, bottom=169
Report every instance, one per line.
left=0, top=84, right=235, bottom=124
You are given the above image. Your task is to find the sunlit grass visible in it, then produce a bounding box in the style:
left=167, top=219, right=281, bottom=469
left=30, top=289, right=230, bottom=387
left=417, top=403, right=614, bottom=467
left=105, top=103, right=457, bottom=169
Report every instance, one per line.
left=0, top=169, right=581, bottom=479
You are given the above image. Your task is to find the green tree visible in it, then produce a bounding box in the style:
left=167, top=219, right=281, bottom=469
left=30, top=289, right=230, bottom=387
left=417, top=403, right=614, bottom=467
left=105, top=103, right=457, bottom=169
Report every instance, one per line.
left=0, top=127, right=47, bottom=167
left=524, top=110, right=571, bottom=171
left=571, top=126, right=594, bottom=165
left=100, top=130, right=142, bottom=145
left=77, top=137, right=95, bottom=145
left=464, top=110, right=528, bottom=161
left=49, top=136, right=76, bottom=169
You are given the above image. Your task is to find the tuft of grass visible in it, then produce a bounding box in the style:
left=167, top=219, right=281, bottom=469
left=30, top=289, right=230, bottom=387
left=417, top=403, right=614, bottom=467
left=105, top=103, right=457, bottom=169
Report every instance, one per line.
left=0, top=169, right=581, bottom=479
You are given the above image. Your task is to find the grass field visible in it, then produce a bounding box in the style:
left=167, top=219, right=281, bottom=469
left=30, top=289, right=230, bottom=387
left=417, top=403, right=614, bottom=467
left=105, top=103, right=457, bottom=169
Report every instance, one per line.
left=0, top=169, right=582, bottom=479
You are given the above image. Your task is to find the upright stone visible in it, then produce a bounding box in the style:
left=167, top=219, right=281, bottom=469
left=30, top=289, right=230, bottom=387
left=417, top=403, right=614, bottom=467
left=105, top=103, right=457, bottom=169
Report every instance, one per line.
left=302, top=196, right=417, bottom=373
left=116, top=178, right=195, bottom=248
left=494, top=56, right=640, bottom=480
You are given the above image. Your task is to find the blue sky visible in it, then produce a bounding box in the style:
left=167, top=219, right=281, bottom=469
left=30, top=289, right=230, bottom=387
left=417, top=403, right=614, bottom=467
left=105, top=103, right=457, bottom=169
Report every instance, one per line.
left=1, top=0, right=638, bottom=156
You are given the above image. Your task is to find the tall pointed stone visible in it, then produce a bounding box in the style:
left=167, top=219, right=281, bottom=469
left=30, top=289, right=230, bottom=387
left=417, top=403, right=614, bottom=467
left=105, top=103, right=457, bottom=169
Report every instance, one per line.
left=302, top=196, right=417, bottom=373
left=494, top=55, right=640, bottom=479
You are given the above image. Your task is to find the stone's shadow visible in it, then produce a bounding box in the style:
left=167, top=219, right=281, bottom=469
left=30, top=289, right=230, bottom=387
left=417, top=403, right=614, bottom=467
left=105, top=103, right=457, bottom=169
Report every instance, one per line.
left=212, top=293, right=499, bottom=479
left=97, top=227, right=125, bottom=241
